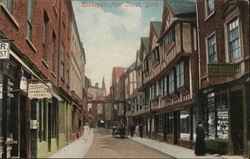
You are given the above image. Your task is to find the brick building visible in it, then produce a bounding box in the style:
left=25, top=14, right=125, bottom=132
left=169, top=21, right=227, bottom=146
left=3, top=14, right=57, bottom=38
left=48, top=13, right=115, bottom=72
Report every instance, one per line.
left=110, top=67, right=125, bottom=123
left=196, top=0, right=249, bottom=156
left=0, top=0, right=87, bottom=158
left=70, top=12, right=87, bottom=141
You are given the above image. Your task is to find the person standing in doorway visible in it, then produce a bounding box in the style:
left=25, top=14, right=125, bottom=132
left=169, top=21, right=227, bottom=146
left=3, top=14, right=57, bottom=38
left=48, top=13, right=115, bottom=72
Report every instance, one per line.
left=195, top=120, right=206, bottom=156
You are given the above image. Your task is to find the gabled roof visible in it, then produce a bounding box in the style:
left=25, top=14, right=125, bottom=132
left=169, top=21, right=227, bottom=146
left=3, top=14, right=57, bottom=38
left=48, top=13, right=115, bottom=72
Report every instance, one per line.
left=166, top=0, right=196, bottom=16
left=141, top=37, right=149, bottom=50
left=151, top=21, right=162, bottom=37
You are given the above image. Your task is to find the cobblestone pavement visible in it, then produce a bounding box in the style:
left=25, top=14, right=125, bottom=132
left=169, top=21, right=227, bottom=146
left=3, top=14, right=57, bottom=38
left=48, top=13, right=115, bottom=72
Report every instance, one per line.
left=84, top=128, right=171, bottom=158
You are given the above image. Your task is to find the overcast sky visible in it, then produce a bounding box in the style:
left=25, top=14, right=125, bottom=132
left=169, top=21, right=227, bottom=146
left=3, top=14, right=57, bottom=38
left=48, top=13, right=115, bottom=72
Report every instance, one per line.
left=72, top=0, right=163, bottom=94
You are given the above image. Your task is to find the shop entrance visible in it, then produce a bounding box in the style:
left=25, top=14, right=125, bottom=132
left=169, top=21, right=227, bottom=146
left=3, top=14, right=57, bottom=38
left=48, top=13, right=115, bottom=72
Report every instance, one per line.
left=230, top=90, right=243, bottom=155
left=20, top=95, right=29, bottom=158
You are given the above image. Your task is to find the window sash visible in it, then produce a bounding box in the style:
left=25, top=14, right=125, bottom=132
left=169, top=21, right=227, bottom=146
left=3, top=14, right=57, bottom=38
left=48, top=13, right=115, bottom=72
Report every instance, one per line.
left=26, top=21, right=32, bottom=40
left=51, top=33, right=56, bottom=72
left=3, top=0, right=13, bottom=13
left=27, top=0, right=32, bottom=23
left=206, top=0, right=214, bottom=15
left=176, top=62, right=184, bottom=88
left=60, top=44, right=65, bottom=78
left=207, top=34, right=217, bottom=64
left=228, top=19, right=241, bottom=61
left=169, top=71, right=175, bottom=94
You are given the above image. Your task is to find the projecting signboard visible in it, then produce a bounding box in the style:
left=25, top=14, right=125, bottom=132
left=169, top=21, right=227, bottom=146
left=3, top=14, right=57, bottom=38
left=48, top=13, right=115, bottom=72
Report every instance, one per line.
left=0, top=42, right=10, bottom=59
left=28, top=82, right=52, bottom=99
left=208, top=64, right=235, bottom=77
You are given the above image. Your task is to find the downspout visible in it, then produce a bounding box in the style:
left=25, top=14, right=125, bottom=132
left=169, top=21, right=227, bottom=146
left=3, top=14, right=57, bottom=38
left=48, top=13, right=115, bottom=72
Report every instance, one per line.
left=196, top=2, right=201, bottom=90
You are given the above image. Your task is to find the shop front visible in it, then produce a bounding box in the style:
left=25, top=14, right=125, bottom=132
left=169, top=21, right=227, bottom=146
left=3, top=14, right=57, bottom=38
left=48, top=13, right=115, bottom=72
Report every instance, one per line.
left=0, top=44, right=31, bottom=158
left=200, top=78, right=249, bottom=157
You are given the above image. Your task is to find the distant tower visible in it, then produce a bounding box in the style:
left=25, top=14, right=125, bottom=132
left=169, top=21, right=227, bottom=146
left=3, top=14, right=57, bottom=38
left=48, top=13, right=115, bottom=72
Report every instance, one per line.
left=102, top=77, right=106, bottom=90
left=102, top=77, right=106, bottom=95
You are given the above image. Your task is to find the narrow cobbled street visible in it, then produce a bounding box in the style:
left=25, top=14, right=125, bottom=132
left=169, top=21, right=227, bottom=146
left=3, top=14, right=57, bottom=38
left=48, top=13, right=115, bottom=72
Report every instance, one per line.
left=85, top=128, right=171, bottom=158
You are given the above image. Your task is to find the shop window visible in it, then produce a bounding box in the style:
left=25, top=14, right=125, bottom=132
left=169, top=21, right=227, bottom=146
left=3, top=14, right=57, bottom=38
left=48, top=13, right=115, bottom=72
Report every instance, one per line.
left=207, top=94, right=216, bottom=138
left=166, top=113, right=173, bottom=134
left=205, top=92, right=228, bottom=139
left=216, top=94, right=228, bottom=139
left=0, top=74, right=2, bottom=138
left=180, top=109, right=190, bottom=140
left=156, top=115, right=164, bottom=133
left=192, top=107, right=199, bottom=140
left=50, top=98, right=58, bottom=138
left=228, top=18, right=241, bottom=61
left=39, top=99, right=47, bottom=141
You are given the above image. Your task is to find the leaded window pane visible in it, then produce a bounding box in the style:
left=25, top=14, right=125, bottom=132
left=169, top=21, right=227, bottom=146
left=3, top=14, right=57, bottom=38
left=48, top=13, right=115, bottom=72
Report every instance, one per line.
left=206, top=0, right=214, bottom=15
left=228, top=18, right=241, bottom=61
left=207, top=34, right=217, bottom=64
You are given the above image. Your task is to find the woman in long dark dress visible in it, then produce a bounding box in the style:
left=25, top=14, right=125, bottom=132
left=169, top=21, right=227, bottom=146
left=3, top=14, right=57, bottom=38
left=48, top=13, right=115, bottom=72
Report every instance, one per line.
left=195, top=121, right=206, bottom=156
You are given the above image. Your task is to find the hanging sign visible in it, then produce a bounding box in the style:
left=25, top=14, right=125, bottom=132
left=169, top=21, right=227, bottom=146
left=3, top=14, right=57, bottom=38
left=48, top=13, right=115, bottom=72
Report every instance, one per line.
left=28, top=82, right=52, bottom=99
left=0, top=42, right=10, bottom=59
left=20, top=76, right=28, bottom=93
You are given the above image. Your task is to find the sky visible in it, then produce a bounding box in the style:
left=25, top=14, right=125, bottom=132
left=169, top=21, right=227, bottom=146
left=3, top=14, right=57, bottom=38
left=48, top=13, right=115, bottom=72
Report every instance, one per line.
left=72, top=0, right=163, bottom=94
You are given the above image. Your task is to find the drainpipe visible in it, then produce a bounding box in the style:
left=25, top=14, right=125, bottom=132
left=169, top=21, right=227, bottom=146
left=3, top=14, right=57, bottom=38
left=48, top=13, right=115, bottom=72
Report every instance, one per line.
left=195, top=2, right=201, bottom=90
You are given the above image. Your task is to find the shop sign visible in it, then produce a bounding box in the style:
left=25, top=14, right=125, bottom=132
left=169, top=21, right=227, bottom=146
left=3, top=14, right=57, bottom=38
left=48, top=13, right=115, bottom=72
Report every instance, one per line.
left=0, top=42, right=10, bottom=59
left=28, top=82, right=52, bottom=99
left=20, top=76, right=28, bottom=93
left=30, top=120, right=39, bottom=129
left=208, top=64, right=235, bottom=77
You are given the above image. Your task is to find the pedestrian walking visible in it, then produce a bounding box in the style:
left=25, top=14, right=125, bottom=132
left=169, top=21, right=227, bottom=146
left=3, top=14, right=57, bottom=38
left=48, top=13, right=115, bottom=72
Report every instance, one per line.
left=195, top=120, right=206, bottom=156
left=139, top=123, right=143, bottom=138
left=130, top=124, right=135, bottom=137
left=135, top=123, right=140, bottom=137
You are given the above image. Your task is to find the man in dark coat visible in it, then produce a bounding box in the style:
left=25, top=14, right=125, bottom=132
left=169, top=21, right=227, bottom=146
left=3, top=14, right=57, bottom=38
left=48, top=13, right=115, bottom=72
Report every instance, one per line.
left=195, top=120, right=206, bottom=156
left=139, top=123, right=143, bottom=138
